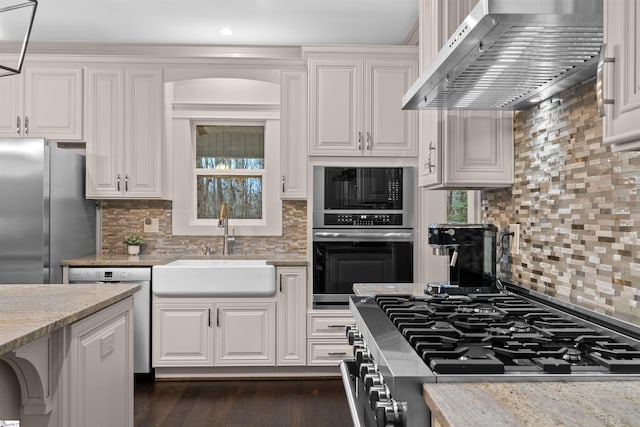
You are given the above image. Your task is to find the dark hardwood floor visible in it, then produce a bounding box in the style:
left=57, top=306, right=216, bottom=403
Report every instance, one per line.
left=134, top=378, right=353, bottom=427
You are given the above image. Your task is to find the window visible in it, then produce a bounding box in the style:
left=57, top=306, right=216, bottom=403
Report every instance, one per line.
left=446, top=190, right=468, bottom=223
left=446, top=190, right=480, bottom=223
left=195, top=125, right=265, bottom=223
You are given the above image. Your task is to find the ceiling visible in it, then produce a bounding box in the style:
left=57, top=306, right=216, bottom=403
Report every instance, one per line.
left=24, top=0, right=418, bottom=46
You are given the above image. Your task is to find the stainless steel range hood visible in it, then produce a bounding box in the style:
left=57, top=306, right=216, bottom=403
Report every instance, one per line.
left=402, top=0, right=603, bottom=110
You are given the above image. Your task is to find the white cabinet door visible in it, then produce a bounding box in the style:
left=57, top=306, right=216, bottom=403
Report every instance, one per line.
left=276, top=267, right=307, bottom=366
left=69, top=298, right=133, bottom=427
left=214, top=301, right=276, bottom=366
left=24, top=67, right=84, bottom=139
left=308, top=58, right=362, bottom=155
left=85, top=68, right=124, bottom=198
left=364, top=59, right=417, bottom=156
left=0, top=67, right=83, bottom=140
left=0, top=75, right=20, bottom=136
left=123, top=68, right=163, bottom=197
left=602, top=0, right=640, bottom=151
left=152, top=301, right=213, bottom=367
left=85, top=67, right=164, bottom=199
left=280, top=70, right=308, bottom=199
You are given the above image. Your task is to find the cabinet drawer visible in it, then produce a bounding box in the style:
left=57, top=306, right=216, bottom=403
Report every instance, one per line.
left=308, top=313, right=354, bottom=338
left=307, top=339, right=352, bottom=366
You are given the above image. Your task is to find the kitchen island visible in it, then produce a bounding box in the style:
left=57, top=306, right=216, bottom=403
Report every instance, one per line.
left=352, top=283, right=640, bottom=427
left=0, top=283, right=140, bottom=427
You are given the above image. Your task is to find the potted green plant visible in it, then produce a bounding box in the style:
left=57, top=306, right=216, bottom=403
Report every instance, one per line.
left=123, top=233, right=144, bottom=255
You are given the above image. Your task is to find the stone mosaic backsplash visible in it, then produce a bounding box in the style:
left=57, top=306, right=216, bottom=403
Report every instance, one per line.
left=482, top=80, right=640, bottom=324
left=101, top=200, right=307, bottom=257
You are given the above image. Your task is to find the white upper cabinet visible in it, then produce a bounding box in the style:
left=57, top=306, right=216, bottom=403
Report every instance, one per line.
left=0, top=67, right=83, bottom=140
left=418, top=0, right=514, bottom=189
left=602, top=0, right=640, bottom=151
left=306, top=47, right=418, bottom=157
left=85, top=67, right=164, bottom=199
left=280, top=70, right=308, bottom=199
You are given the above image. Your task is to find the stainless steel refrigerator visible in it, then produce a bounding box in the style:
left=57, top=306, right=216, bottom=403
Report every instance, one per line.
left=0, top=138, right=96, bottom=284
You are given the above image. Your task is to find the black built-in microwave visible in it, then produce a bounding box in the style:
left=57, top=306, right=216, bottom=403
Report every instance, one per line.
left=313, top=166, right=414, bottom=229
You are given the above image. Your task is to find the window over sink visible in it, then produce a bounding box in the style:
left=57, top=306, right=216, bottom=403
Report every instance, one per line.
left=195, top=124, right=265, bottom=222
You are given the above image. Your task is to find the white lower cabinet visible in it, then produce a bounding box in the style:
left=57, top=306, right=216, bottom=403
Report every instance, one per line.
left=306, top=311, right=354, bottom=366
left=214, top=301, right=276, bottom=366
left=152, top=300, right=213, bottom=366
left=69, top=298, right=134, bottom=427
left=152, top=297, right=276, bottom=367
left=277, top=267, right=307, bottom=366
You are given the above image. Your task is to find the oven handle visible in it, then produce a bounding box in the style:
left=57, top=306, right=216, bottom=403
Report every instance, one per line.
left=313, top=230, right=413, bottom=242
left=339, top=360, right=367, bottom=427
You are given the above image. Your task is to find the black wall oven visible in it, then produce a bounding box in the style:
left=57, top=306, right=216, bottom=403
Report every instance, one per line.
left=312, top=166, right=414, bottom=308
left=313, top=230, right=413, bottom=308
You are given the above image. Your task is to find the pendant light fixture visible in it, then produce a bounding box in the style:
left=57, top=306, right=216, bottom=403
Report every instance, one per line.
left=0, top=0, right=38, bottom=77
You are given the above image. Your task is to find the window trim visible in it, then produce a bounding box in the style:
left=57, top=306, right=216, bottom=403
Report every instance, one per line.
left=172, top=115, right=282, bottom=236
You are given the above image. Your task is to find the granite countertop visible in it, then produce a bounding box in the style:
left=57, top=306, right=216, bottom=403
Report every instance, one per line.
left=423, top=381, right=640, bottom=427
left=353, top=282, right=425, bottom=297
left=61, top=254, right=308, bottom=267
left=0, top=283, right=140, bottom=356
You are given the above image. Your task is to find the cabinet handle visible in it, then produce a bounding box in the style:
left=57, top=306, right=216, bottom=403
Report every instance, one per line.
left=366, top=131, right=372, bottom=150
left=327, top=324, right=346, bottom=328
left=357, top=131, right=363, bottom=150
left=279, top=275, right=283, bottom=292
left=16, top=116, right=20, bottom=135
left=208, top=308, right=212, bottom=327
left=281, top=175, right=285, bottom=193
left=597, top=43, right=615, bottom=118
left=125, top=175, right=129, bottom=192
left=426, top=142, right=436, bottom=174
left=216, top=308, right=220, bottom=327
left=116, top=174, right=121, bottom=191
left=328, top=352, right=347, bottom=356
left=24, top=116, right=29, bottom=135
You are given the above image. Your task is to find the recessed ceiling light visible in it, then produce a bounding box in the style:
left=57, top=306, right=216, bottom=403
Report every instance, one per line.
left=219, top=28, right=233, bottom=36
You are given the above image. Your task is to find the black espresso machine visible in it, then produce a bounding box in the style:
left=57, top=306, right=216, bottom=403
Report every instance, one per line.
left=427, top=223, right=498, bottom=293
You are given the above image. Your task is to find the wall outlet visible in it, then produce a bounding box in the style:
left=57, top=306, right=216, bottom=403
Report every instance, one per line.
left=144, top=217, right=160, bottom=233
left=508, top=224, right=520, bottom=255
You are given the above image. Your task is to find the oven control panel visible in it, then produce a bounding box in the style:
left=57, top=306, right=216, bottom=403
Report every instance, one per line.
left=324, top=213, right=403, bottom=226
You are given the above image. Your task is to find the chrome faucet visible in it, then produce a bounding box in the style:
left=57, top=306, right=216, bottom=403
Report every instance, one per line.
left=218, top=202, right=234, bottom=255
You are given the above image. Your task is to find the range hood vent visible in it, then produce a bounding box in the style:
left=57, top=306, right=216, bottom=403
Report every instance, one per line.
left=402, top=0, right=603, bottom=110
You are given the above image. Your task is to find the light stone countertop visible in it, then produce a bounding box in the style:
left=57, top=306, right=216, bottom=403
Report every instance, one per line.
left=423, top=381, right=640, bottom=427
left=61, top=254, right=307, bottom=267
left=0, top=283, right=140, bottom=356
left=353, top=282, right=426, bottom=297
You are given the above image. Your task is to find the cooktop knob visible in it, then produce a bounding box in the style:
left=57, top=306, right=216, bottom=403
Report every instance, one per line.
left=374, top=399, right=408, bottom=427
left=368, top=384, right=390, bottom=409
left=355, top=348, right=372, bottom=366
left=359, top=362, right=377, bottom=379
left=363, top=372, right=383, bottom=392
left=346, top=326, right=362, bottom=344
